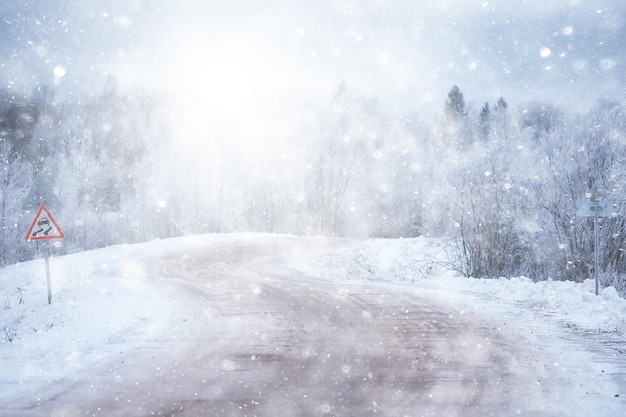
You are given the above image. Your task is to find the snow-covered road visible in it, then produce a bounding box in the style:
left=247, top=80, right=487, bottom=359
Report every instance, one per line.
left=2, top=235, right=626, bottom=416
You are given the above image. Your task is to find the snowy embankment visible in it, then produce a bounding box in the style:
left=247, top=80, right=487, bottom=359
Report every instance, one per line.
left=0, top=234, right=260, bottom=397
left=290, top=237, right=626, bottom=338
left=1, top=234, right=626, bottom=415
left=283, top=237, right=626, bottom=414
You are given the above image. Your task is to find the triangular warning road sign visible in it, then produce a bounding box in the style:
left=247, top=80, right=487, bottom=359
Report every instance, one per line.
left=22, top=173, right=62, bottom=211
left=25, top=204, right=65, bottom=241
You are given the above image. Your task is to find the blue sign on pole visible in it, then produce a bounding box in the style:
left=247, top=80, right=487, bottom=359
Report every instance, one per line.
left=576, top=181, right=615, bottom=217
left=22, top=173, right=62, bottom=211
left=576, top=181, right=617, bottom=295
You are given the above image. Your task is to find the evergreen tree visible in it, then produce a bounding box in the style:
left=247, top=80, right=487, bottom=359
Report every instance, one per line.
left=479, top=102, right=491, bottom=141
left=445, top=85, right=466, bottom=120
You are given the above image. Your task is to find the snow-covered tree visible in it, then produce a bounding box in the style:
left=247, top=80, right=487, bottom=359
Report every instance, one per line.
left=305, top=82, right=380, bottom=235
left=0, top=141, right=31, bottom=265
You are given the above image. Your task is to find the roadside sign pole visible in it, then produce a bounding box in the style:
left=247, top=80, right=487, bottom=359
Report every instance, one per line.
left=594, top=211, right=599, bottom=296
left=22, top=174, right=64, bottom=305
left=24, top=204, right=65, bottom=305
left=44, top=244, right=52, bottom=304
left=576, top=181, right=616, bottom=296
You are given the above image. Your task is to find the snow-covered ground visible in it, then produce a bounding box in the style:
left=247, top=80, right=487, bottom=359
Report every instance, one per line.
left=1, top=234, right=625, bottom=416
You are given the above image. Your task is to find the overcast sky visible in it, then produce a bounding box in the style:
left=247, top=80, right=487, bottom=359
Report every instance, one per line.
left=1, top=0, right=625, bottom=116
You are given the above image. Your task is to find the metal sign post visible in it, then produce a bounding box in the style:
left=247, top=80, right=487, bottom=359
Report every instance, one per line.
left=576, top=181, right=616, bottom=295
left=44, top=244, right=52, bottom=305
left=24, top=204, right=65, bottom=305
left=23, top=175, right=65, bottom=305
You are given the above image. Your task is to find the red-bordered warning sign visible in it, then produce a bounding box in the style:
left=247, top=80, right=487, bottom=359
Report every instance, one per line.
left=25, top=204, right=65, bottom=241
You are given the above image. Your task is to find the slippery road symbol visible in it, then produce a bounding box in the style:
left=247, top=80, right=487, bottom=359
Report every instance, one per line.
left=31, top=217, right=53, bottom=237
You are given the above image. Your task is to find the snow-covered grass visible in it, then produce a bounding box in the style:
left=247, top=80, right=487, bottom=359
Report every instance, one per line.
left=1, top=234, right=626, bottom=415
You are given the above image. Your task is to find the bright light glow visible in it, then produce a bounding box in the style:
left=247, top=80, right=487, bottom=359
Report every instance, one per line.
left=153, top=27, right=303, bottom=166
left=165, top=33, right=263, bottom=118
left=53, top=65, right=66, bottom=78
left=539, top=47, right=552, bottom=58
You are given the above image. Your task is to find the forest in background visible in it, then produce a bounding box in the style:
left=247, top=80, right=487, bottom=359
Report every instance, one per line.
left=1, top=79, right=626, bottom=295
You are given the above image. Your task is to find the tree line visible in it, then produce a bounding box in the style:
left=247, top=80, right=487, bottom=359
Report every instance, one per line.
left=1, top=80, right=625, bottom=295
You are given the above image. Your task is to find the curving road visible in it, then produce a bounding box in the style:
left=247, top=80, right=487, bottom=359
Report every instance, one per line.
left=11, top=237, right=544, bottom=416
